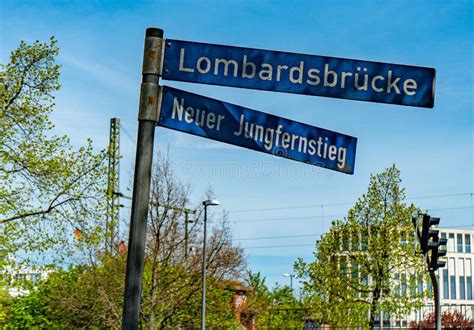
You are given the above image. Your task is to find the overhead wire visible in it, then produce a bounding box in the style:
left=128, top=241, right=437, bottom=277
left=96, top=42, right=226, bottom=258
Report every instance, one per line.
left=240, top=225, right=474, bottom=249
left=231, top=214, right=345, bottom=223
left=242, top=243, right=315, bottom=249
left=119, top=193, right=474, bottom=245
left=120, top=123, right=137, bottom=145
left=233, top=233, right=321, bottom=241
left=230, top=206, right=474, bottom=224
left=227, top=192, right=473, bottom=214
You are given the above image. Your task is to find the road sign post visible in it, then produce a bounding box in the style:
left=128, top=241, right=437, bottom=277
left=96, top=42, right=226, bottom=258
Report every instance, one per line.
left=122, top=27, right=164, bottom=329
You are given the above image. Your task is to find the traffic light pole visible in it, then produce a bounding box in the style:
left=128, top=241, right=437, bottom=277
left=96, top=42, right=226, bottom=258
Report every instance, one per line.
left=413, top=213, right=446, bottom=330
left=429, top=270, right=441, bottom=330
left=122, top=27, right=164, bottom=329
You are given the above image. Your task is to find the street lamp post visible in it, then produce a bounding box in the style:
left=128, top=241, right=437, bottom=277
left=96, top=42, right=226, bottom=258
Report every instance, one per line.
left=283, top=273, right=294, bottom=293
left=201, top=199, right=220, bottom=330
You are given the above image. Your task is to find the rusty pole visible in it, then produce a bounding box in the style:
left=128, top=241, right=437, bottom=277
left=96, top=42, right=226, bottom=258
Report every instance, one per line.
left=122, top=27, right=163, bottom=329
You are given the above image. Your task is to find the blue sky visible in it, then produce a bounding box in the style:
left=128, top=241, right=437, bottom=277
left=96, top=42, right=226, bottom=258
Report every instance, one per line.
left=1, top=0, right=472, bottom=288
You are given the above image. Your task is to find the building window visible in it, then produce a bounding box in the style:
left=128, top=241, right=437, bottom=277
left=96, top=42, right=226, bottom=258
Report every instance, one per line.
left=351, top=263, right=358, bottom=280
left=15, top=274, right=26, bottom=282
left=340, top=258, right=347, bottom=277
left=458, top=234, right=464, bottom=253
left=443, top=270, right=449, bottom=299
left=448, top=233, right=455, bottom=252
left=351, top=231, right=360, bottom=251
left=450, top=275, right=457, bottom=299
left=466, top=234, right=471, bottom=253
left=361, top=272, right=368, bottom=297
left=394, top=274, right=400, bottom=295
left=460, top=276, right=466, bottom=300
left=467, top=276, right=473, bottom=300
left=410, top=274, right=417, bottom=296
left=31, top=273, right=42, bottom=283
left=382, top=311, right=390, bottom=327
left=402, top=274, right=407, bottom=296
left=342, top=231, right=350, bottom=251
left=361, top=233, right=368, bottom=251
left=401, top=232, right=407, bottom=246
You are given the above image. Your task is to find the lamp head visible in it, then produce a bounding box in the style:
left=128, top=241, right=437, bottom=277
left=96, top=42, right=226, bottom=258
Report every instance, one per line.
left=203, top=199, right=220, bottom=207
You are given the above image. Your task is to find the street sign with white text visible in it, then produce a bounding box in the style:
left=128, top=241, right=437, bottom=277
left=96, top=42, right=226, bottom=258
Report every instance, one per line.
left=162, top=39, right=435, bottom=108
left=157, top=86, right=357, bottom=174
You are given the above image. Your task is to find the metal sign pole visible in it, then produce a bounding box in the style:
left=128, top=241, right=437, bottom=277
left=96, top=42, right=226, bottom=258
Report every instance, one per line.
left=122, top=27, right=163, bottom=329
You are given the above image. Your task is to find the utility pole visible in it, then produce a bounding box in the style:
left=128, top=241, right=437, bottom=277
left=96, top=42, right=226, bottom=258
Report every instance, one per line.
left=106, top=117, right=120, bottom=253
left=184, top=210, right=196, bottom=259
left=122, top=28, right=164, bottom=329
left=185, top=211, right=189, bottom=259
left=283, top=273, right=294, bottom=293
left=118, top=191, right=195, bottom=260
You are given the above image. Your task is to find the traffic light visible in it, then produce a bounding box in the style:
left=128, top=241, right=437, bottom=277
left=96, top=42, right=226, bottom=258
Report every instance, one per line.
left=412, top=213, right=447, bottom=271
left=430, top=236, right=448, bottom=271
left=420, top=215, right=440, bottom=254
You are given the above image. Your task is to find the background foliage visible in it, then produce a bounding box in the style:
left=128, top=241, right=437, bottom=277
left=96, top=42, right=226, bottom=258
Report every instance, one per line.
left=295, top=165, right=427, bottom=328
left=1, top=37, right=108, bottom=267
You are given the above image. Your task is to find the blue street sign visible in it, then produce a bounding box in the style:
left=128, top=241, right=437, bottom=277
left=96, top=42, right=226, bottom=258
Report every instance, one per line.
left=158, top=86, right=357, bottom=174
left=162, top=39, right=435, bottom=108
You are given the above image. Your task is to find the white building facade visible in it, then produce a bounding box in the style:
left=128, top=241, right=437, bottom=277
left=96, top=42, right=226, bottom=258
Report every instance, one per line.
left=2, top=261, right=50, bottom=298
left=381, top=227, right=474, bottom=328
left=437, top=228, right=474, bottom=315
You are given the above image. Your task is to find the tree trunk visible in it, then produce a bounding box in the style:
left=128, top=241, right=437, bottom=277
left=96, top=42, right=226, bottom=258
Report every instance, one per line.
left=148, top=236, right=160, bottom=329
left=148, top=268, right=158, bottom=328
left=369, top=287, right=381, bottom=329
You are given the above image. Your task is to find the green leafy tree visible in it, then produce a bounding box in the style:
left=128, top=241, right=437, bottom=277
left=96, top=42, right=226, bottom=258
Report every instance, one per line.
left=295, top=165, right=427, bottom=328
left=0, top=286, right=9, bottom=324
left=266, top=284, right=305, bottom=329
left=3, top=246, right=243, bottom=328
left=5, top=287, right=54, bottom=328
left=243, top=271, right=305, bottom=329
left=0, top=38, right=108, bottom=267
left=4, top=256, right=125, bottom=328
left=2, top=150, right=245, bottom=328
